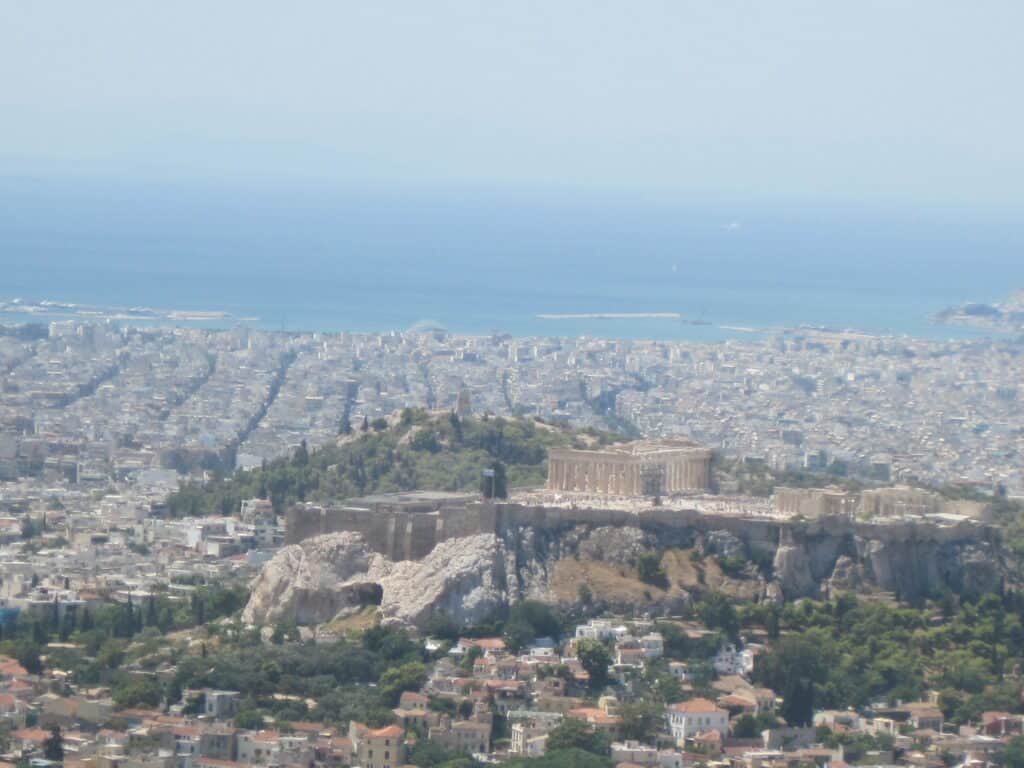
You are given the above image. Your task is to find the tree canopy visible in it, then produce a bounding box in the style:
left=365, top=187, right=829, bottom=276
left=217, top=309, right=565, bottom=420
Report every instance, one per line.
left=166, top=412, right=618, bottom=517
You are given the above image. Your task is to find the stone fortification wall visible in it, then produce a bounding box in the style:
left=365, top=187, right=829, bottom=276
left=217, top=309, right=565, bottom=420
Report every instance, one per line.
left=774, top=486, right=986, bottom=521
left=287, top=497, right=993, bottom=563
left=282, top=495, right=1003, bottom=602
left=286, top=502, right=494, bottom=561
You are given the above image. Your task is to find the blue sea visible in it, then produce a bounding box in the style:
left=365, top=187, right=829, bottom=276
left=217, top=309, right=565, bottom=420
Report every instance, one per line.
left=3, top=175, right=1023, bottom=341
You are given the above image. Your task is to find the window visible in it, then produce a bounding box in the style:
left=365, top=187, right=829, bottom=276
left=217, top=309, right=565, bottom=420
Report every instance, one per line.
left=385, top=752, right=389, bottom=759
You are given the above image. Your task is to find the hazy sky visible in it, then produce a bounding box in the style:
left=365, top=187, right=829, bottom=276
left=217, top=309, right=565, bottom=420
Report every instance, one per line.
left=2, top=2, right=1023, bottom=204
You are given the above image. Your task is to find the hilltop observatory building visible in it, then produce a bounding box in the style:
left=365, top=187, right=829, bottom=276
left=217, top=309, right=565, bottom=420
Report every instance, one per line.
left=546, top=439, right=712, bottom=496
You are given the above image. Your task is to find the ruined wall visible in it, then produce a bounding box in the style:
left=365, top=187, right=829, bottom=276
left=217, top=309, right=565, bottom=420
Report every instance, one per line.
left=284, top=497, right=1004, bottom=602
left=289, top=499, right=993, bottom=560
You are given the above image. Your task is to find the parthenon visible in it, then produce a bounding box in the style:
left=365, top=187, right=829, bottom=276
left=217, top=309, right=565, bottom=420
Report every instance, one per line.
left=546, top=439, right=712, bottom=496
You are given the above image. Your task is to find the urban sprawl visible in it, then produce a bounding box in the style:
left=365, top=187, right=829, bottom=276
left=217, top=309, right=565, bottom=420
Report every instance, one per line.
left=0, top=319, right=1020, bottom=768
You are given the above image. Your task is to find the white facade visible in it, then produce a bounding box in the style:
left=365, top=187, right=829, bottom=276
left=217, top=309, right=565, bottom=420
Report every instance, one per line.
left=666, top=699, right=729, bottom=743
left=640, top=633, right=664, bottom=659
left=575, top=619, right=627, bottom=642
left=712, top=644, right=754, bottom=676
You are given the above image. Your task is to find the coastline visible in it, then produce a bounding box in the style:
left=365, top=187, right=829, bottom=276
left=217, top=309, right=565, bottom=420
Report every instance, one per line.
left=0, top=296, right=1008, bottom=344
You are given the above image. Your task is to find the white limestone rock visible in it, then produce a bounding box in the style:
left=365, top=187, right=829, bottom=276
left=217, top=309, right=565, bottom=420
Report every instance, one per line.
left=772, top=543, right=817, bottom=598
left=242, top=531, right=508, bottom=628
left=826, top=554, right=863, bottom=595
left=241, top=531, right=386, bottom=625
left=701, top=529, right=746, bottom=559
left=577, top=525, right=647, bottom=565
left=378, top=534, right=507, bottom=626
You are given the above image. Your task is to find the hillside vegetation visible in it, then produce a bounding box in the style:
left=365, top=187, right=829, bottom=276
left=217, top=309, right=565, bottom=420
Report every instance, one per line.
left=166, top=410, right=617, bottom=517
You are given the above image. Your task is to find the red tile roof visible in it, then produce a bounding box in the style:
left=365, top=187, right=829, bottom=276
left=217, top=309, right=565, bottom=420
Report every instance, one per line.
left=668, top=698, right=725, bottom=714
left=369, top=725, right=405, bottom=739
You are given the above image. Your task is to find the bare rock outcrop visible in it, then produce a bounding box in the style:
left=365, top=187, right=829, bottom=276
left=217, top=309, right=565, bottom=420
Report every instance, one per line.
left=576, top=526, right=647, bottom=565
left=378, top=534, right=507, bottom=626
left=700, top=529, right=746, bottom=559
left=242, top=531, right=385, bottom=625
left=245, top=514, right=1008, bottom=628
left=773, top=543, right=817, bottom=599
left=826, top=555, right=863, bottom=596
left=242, top=531, right=508, bottom=628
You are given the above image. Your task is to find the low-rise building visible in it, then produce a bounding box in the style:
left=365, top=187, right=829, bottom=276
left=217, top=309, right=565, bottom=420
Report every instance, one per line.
left=349, top=723, right=406, bottom=768
left=666, top=699, right=728, bottom=743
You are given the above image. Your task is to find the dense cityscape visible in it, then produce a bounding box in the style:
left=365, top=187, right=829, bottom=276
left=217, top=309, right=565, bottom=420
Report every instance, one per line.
left=3, top=320, right=1021, bottom=502
left=0, top=317, right=1021, bottom=768
left=4, top=3, right=1024, bottom=768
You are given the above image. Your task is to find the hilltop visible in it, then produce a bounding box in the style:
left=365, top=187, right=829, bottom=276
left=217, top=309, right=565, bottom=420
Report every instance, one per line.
left=165, top=410, right=619, bottom=517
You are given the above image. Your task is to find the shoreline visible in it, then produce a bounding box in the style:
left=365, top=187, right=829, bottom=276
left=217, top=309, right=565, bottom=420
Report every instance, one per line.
left=536, top=312, right=681, bottom=320
left=0, top=297, right=1007, bottom=344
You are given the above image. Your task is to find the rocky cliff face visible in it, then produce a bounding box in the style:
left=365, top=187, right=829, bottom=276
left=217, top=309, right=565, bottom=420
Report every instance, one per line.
left=242, top=518, right=1007, bottom=628
left=243, top=531, right=510, bottom=627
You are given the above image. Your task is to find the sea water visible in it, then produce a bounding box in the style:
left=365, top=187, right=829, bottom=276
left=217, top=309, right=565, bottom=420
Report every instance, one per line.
left=3, top=175, right=1022, bottom=340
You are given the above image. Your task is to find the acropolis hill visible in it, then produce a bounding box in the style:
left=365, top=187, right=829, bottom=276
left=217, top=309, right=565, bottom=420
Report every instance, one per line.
left=282, top=439, right=1004, bottom=607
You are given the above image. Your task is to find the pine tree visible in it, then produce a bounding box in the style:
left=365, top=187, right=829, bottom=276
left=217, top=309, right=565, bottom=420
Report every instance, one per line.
left=293, top=440, right=309, bottom=467
left=43, top=726, right=64, bottom=761
left=60, top=609, right=76, bottom=641
left=159, top=606, right=174, bottom=633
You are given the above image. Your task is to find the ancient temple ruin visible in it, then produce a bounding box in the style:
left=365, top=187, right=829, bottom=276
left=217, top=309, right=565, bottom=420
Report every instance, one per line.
left=546, top=439, right=712, bottom=496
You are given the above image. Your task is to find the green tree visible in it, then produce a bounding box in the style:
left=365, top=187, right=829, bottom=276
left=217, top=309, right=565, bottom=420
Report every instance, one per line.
left=698, top=593, right=740, bottom=641
left=575, top=639, right=612, bottom=690
left=755, top=632, right=829, bottom=726
left=235, top=710, right=264, bottom=730
left=113, top=677, right=162, bottom=709
left=503, top=619, right=535, bottom=653
left=379, top=661, right=428, bottom=705
left=731, top=713, right=778, bottom=738
left=98, top=640, right=127, bottom=669
left=506, top=749, right=612, bottom=768
left=636, top=552, right=668, bottom=588
left=578, top=583, right=594, bottom=607
left=1003, top=736, right=1024, bottom=768
left=503, top=601, right=561, bottom=649
left=407, top=741, right=467, bottom=768
left=14, top=641, right=42, bottom=676
left=271, top=620, right=299, bottom=645
left=43, top=726, right=64, bottom=762
left=546, top=718, right=611, bottom=755
left=293, top=440, right=309, bottom=467
left=619, top=700, right=663, bottom=742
